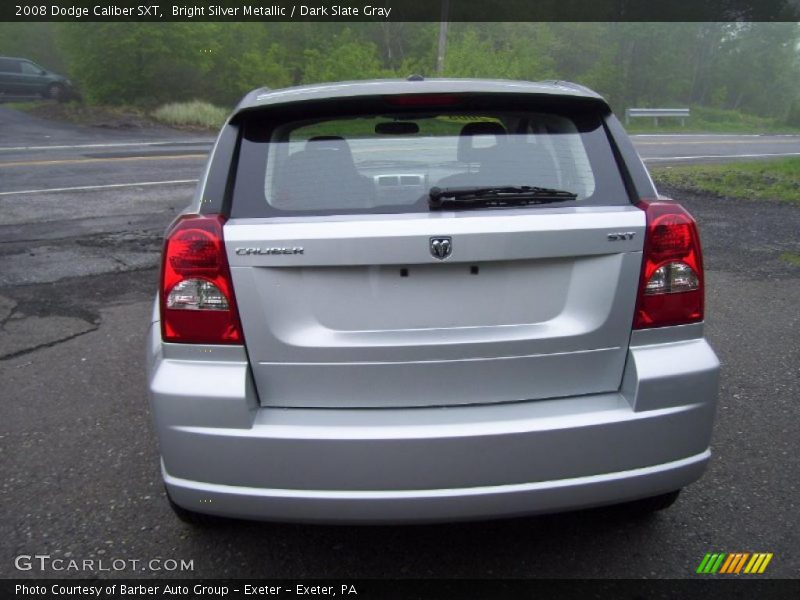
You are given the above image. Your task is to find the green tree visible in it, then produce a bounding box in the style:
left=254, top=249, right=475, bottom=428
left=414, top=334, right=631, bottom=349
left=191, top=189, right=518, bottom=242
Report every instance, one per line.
left=5, top=20, right=795, bottom=123
left=301, top=29, right=389, bottom=83
left=443, top=25, right=554, bottom=80
left=199, top=24, right=292, bottom=105
left=712, top=23, right=800, bottom=117
left=57, top=23, right=218, bottom=104
left=0, top=23, right=65, bottom=71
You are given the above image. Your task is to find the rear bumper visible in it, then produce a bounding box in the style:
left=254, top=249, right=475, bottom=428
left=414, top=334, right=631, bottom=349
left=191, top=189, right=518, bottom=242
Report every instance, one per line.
left=163, top=451, right=709, bottom=524
left=148, top=322, right=719, bottom=524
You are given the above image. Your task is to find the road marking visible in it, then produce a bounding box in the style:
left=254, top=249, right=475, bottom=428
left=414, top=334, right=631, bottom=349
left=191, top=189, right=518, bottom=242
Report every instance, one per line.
left=0, top=140, right=214, bottom=152
left=644, top=152, right=800, bottom=161
left=0, top=179, right=198, bottom=197
left=636, top=139, right=800, bottom=145
left=0, top=154, right=206, bottom=168
left=632, top=133, right=800, bottom=138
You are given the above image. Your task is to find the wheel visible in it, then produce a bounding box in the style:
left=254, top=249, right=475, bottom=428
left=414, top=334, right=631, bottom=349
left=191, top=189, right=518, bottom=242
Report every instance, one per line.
left=626, top=489, right=681, bottom=515
left=46, top=83, right=66, bottom=102
left=165, top=488, right=227, bottom=526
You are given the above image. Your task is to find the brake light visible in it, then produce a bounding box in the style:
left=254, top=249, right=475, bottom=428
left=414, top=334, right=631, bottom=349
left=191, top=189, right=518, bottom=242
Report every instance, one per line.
left=384, top=94, right=462, bottom=107
left=160, top=214, right=243, bottom=344
left=633, top=200, right=704, bottom=329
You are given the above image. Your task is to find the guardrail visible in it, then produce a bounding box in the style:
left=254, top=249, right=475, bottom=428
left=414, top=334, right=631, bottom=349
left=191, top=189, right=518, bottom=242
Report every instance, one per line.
left=625, top=108, right=690, bottom=126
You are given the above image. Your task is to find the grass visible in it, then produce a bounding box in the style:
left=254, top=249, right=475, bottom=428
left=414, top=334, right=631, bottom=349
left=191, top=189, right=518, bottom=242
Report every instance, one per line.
left=650, top=157, right=800, bottom=204
left=151, top=100, right=227, bottom=130
left=2, top=100, right=47, bottom=111
left=780, top=252, right=800, bottom=267
left=626, top=106, right=800, bottom=134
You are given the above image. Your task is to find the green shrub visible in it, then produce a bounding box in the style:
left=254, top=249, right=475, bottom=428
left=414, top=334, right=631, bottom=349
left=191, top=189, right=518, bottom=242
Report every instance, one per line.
left=152, top=100, right=227, bottom=130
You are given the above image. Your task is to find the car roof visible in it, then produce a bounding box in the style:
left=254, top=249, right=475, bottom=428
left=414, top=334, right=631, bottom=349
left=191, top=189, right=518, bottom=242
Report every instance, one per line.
left=0, top=56, right=43, bottom=65
left=234, top=78, right=607, bottom=114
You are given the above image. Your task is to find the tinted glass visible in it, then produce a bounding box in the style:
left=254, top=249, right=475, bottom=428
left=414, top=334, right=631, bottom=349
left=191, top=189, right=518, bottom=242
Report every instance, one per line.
left=0, top=59, right=21, bottom=73
left=20, top=62, right=42, bottom=75
left=232, top=104, right=629, bottom=217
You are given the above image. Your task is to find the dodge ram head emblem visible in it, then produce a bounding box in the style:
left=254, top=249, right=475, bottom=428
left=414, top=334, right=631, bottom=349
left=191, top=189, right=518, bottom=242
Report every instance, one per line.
left=430, top=237, right=452, bottom=260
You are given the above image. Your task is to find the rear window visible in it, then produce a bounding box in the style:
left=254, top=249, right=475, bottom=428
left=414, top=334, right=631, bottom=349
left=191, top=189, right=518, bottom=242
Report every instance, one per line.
left=231, top=100, right=629, bottom=217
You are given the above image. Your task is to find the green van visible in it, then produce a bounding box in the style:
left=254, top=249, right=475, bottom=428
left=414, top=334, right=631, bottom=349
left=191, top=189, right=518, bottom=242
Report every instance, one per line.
left=0, top=56, right=76, bottom=102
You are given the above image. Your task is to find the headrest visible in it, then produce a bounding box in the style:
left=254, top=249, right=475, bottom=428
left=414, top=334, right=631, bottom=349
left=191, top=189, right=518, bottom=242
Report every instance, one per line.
left=457, top=122, right=507, bottom=163
left=306, top=135, right=347, bottom=150
left=459, top=122, right=507, bottom=137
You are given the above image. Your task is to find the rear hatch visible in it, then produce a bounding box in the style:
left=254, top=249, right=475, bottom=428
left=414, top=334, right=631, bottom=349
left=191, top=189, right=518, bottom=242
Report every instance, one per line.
left=224, top=94, right=645, bottom=408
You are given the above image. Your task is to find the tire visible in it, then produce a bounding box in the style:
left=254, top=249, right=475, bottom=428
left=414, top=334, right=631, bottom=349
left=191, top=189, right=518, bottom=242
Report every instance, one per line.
left=165, top=488, right=227, bottom=527
left=626, top=489, right=681, bottom=515
left=46, top=83, right=66, bottom=102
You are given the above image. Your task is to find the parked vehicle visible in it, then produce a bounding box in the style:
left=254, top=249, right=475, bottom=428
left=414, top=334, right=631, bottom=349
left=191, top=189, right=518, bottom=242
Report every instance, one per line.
left=0, top=56, right=76, bottom=102
left=147, top=78, right=720, bottom=525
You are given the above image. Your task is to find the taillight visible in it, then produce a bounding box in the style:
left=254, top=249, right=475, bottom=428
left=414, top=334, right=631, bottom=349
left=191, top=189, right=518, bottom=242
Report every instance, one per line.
left=383, top=94, right=463, bottom=107
left=160, top=214, right=243, bottom=344
left=633, top=200, right=704, bottom=329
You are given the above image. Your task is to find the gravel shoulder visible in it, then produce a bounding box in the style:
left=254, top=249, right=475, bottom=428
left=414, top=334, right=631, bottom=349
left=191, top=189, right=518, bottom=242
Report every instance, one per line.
left=659, top=184, right=800, bottom=277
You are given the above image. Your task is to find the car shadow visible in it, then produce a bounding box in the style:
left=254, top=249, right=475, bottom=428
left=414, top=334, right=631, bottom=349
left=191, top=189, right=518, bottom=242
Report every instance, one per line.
left=177, top=500, right=672, bottom=578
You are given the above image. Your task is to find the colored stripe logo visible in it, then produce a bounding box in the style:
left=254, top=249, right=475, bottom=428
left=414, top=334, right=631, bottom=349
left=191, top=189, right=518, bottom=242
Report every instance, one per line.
left=697, top=552, right=773, bottom=574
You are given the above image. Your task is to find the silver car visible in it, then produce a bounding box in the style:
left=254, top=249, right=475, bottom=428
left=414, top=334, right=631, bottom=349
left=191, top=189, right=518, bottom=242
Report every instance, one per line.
left=147, top=78, right=719, bottom=524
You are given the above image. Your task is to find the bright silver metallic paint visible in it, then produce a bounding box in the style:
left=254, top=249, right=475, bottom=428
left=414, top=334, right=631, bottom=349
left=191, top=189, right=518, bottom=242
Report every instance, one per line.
left=148, top=310, right=718, bottom=523
left=147, top=79, right=720, bottom=523
left=226, top=207, right=645, bottom=409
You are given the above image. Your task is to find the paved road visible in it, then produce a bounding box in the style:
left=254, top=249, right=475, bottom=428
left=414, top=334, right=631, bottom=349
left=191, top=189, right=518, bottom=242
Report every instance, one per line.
left=1, top=108, right=799, bottom=579
left=633, top=133, right=800, bottom=163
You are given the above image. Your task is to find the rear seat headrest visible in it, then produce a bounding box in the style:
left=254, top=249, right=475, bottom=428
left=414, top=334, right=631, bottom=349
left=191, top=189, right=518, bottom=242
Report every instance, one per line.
left=457, top=122, right=507, bottom=163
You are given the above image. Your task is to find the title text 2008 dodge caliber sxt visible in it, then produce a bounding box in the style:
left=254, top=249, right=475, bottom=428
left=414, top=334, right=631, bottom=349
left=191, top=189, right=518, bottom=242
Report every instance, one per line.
left=146, top=78, right=719, bottom=524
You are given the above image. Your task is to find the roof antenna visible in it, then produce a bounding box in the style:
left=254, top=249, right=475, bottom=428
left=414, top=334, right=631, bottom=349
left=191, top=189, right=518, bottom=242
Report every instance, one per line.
left=407, top=74, right=424, bottom=81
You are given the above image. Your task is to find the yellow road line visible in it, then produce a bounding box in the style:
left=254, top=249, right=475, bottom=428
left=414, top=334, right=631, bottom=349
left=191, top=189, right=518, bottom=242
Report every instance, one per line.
left=0, top=154, right=207, bottom=168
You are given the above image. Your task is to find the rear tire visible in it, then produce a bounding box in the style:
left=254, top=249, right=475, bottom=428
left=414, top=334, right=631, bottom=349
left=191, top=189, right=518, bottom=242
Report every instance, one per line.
left=626, top=489, right=681, bottom=515
left=166, top=489, right=227, bottom=527
left=46, top=83, right=66, bottom=103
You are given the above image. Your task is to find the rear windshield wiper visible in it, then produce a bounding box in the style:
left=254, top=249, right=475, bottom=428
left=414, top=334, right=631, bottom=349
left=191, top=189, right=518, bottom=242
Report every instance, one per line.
left=428, top=185, right=578, bottom=210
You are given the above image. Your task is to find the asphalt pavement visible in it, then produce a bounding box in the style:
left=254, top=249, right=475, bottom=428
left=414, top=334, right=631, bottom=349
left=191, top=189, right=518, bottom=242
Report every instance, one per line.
left=0, top=107, right=798, bottom=579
